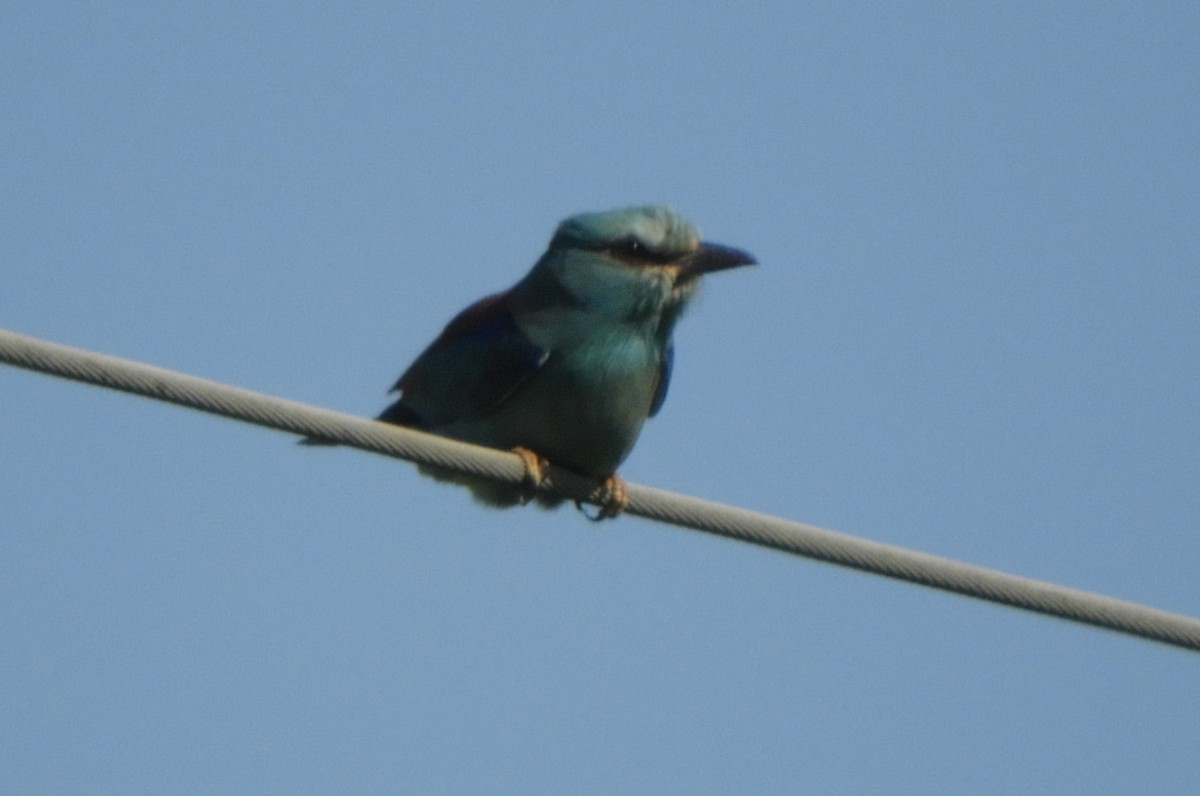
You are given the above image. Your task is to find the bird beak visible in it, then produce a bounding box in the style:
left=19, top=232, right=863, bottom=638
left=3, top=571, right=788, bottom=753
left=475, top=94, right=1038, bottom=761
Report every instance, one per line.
left=676, top=242, right=757, bottom=279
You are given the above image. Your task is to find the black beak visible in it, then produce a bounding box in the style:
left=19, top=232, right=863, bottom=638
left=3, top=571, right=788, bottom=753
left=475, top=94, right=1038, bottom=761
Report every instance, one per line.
left=677, top=242, right=757, bottom=278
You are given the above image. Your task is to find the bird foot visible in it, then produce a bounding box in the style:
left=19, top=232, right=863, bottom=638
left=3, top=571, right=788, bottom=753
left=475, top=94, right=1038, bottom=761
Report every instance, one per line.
left=577, top=473, right=629, bottom=521
left=511, top=446, right=550, bottom=501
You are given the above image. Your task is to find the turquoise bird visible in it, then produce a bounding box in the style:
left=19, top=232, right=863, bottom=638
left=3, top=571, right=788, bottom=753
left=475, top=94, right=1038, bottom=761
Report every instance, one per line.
left=377, top=205, right=755, bottom=518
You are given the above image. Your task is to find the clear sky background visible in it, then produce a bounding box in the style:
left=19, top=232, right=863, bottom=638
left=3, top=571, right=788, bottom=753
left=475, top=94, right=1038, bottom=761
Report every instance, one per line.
left=3, top=4, right=1198, bottom=793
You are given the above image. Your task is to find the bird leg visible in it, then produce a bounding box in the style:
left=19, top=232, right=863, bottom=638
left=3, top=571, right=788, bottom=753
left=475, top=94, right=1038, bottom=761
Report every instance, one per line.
left=589, top=473, right=629, bottom=520
left=512, top=448, right=628, bottom=519
left=511, top=446, right=549, bottom=501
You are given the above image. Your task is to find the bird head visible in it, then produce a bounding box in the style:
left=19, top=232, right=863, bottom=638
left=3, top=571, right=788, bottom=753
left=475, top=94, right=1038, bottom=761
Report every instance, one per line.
left=536, top=205, right=755, bottom=322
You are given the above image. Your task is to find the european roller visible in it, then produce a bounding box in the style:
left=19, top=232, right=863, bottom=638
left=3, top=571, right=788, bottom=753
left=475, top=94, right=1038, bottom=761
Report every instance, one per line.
left=375, top=205, right=754, bottom=518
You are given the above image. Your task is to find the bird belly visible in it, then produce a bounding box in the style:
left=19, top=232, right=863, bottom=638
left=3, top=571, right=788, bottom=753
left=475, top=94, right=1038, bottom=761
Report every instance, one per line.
left=439, top=345, right=658, bottom=477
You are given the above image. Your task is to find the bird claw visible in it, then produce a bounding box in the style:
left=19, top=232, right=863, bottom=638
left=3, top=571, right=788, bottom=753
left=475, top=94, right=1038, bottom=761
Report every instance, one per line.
left=511, top=446, right=549, bottom=502
left=511, top=449, right=627, bottom=519
left=576, top=473, right=629, bottom=521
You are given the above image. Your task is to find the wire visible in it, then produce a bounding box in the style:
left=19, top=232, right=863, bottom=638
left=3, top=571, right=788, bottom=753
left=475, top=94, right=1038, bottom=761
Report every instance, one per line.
left=3, top=326, right=1199, bottom=653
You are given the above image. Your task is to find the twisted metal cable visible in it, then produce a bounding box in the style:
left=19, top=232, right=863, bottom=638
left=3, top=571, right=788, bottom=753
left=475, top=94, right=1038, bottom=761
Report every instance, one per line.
left=3, top=327, right=1199, bottom=652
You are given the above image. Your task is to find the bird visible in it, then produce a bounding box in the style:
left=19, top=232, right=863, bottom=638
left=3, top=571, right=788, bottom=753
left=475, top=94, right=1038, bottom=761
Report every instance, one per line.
left=373, top=205, right=755, bottom=518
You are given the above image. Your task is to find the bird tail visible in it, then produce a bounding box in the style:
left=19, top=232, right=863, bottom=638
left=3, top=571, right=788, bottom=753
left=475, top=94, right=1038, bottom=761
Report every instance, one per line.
left=297, top=436, right=338, bottom=447
left=376, top=399, right=425, bottom=428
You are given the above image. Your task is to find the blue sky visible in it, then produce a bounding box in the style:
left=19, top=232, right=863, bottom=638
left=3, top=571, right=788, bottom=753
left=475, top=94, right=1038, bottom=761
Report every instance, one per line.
left=3, top=3, right=1198, bottom=793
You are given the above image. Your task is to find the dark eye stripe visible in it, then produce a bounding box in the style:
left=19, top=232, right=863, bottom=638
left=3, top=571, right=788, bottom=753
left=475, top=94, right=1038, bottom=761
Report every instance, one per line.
left=604, top=236, right=677, bottom=264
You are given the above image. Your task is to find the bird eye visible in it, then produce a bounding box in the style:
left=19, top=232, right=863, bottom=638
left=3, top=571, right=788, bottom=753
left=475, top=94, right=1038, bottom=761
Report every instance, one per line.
left=603, top=236, right=676, bottom=264
left=610, top=237, right=647, bottom=259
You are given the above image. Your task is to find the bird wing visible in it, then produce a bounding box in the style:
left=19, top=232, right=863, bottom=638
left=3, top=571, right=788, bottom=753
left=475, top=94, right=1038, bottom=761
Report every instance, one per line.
left=381, top=291, right=548, bottom=428
left=648, top=341, right=673, bottom=418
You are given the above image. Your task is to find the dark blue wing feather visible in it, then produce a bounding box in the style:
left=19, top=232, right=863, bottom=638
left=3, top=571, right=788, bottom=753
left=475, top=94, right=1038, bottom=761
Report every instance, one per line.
left=378, top=292, right=547, bottom=428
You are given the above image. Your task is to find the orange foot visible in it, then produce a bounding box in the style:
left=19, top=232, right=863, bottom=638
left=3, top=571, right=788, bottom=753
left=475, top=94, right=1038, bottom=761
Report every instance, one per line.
left=511, top=446, right=549, bottom=500
left=592, top=473, right=629, bottom=520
